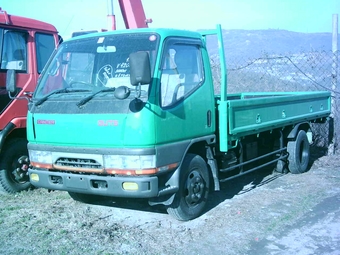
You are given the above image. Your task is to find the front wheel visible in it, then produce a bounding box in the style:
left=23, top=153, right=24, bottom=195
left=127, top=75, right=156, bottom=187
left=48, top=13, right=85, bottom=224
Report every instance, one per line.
left=167, top=154, right=210, bottom=221
left=287, top=130, right=310, bottom=174
left=0, top=139, right=32, bottom=193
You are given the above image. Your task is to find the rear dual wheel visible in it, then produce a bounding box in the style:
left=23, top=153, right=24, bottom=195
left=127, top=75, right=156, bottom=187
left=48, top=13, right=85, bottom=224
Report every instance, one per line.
left=167, top=153, right=210, bottom=221
left=287, top=130, right=310, bottom=174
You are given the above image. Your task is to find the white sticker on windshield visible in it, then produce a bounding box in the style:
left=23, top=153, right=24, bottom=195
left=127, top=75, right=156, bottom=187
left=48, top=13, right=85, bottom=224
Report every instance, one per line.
left=97, top=37, right=105, bottom=44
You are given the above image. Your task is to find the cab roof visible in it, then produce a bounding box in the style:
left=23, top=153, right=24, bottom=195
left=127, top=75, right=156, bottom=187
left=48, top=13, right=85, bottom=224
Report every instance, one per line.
left=66, top=27, right=203, bottom=42
left=0, top=10, right=58, bottom=33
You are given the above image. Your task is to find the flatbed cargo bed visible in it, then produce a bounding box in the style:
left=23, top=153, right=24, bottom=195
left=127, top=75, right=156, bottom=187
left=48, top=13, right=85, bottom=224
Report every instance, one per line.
left=217, top=91, right=331, bottom=145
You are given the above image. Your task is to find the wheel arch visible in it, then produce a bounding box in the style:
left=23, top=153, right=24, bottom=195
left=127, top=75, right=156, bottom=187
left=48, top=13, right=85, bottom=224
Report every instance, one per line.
left=184, top=136, right=218, bottom=192
left=287, top=122, right=312, bottom=142
left=150, top=135, right=216, bottom=206
left=0, top=124, right=27, bottom=154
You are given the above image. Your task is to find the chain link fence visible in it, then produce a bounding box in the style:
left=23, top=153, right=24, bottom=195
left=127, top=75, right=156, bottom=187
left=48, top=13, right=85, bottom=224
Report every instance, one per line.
left=210, top=49, right=339, bottom=154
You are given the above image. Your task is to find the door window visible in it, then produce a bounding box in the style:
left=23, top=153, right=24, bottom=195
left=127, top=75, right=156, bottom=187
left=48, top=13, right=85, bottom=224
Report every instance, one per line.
left=160, top=39, right=204, bottom=107
left=0, top=30, right=27, bottom=72
left=35, top=33, right=56, bottom=73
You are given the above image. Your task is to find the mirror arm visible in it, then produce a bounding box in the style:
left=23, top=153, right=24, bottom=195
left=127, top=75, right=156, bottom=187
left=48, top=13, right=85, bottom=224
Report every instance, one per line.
left=8, top=91, right=30, bottom=102
left=135, top=83, right=141, bottom=98
left=6, top=69, right=30, bottom=102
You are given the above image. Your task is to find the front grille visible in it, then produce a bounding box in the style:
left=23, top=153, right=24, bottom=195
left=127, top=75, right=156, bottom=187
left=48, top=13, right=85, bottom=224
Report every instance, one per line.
left=55, top=157, right=102, bottom=169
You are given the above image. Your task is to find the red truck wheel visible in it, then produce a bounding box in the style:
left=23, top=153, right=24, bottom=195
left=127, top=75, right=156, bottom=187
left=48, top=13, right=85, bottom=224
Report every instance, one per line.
left=167, top=153, right=210, bottom=221
left=0, top=139, right=32, bottom=193
left=287, top=130, right=310, bottom=174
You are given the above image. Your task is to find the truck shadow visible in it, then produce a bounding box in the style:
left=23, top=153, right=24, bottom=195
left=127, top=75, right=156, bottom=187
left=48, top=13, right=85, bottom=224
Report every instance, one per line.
left=203, top=144, right=328, bottom=216
left=89, top=145, right=327, bottom=218
left=91, top=196, right=167, bottom=215
left=204, top=166, right=285, bottom=215
left=309, top=145, right=328, bottom=166
left=91, top=166, right=283, bottom=217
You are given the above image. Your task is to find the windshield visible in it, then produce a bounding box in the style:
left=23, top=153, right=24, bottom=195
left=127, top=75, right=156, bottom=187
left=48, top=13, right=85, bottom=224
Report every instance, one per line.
left=34, top=32, right=159, bottom=99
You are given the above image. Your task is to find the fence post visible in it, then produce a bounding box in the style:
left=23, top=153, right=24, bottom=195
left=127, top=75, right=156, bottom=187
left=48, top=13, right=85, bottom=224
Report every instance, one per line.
left=329, top=14, right=338, bottom=155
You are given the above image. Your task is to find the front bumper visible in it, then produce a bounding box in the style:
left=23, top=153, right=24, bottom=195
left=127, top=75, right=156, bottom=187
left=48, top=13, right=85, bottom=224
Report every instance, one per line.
left=28, top=168, right=159, bottom=198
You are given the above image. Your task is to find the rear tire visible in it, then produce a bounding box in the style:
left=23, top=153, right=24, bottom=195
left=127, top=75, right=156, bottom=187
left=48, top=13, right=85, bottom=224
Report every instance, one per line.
left=287, top=130, right=310, bottom=174
left=167, top=153, right=210, bottom=221
left=0, top=139, right=32, bottom=193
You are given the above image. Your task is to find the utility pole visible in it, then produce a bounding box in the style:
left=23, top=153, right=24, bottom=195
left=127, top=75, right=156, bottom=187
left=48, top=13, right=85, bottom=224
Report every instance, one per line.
left=329, top=14, right=338, bottom=154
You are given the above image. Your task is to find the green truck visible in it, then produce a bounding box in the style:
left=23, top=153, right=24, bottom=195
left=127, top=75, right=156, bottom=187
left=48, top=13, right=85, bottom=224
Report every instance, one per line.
left=12, top=25, right=330, bottom=220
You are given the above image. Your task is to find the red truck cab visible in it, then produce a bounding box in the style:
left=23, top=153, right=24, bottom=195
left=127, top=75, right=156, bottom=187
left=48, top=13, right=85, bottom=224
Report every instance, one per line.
left=0, top=8, right=60, bottom=192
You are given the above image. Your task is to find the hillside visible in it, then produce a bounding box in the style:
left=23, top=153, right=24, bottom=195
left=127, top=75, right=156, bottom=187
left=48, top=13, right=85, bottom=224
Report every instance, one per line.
left=206, top=29, right=335, bottom=63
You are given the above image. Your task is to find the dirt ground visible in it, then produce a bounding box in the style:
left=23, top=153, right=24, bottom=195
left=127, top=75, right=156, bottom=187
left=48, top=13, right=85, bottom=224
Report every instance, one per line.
left=0, top=151, right=339, bottom=255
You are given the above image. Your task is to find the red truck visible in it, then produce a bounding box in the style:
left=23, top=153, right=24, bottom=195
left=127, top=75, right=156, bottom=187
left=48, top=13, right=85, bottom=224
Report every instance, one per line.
left=0, top=0, right=150, bottom=193
left=0, top=8, right=60, bottom=192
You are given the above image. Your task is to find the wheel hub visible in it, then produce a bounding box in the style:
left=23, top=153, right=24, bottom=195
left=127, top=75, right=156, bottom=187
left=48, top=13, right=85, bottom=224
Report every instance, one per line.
left=12, top=156, right=30, bottom=183
left=185, top=171, right=205, bottom=205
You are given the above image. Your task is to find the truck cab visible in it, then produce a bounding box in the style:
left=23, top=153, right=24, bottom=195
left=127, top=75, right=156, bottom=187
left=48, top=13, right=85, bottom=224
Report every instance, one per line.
left=26, top=27, right=216, bottom=216
left=0, top=8, right=60, bottom=192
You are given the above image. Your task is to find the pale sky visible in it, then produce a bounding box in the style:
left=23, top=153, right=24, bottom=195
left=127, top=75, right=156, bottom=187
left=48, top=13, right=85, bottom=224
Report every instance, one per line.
left=1, top=0, right=339, bottom=39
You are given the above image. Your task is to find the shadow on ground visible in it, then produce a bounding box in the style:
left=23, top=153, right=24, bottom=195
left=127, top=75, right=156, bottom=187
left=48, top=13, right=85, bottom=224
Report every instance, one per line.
left=84, top=144, right=328, bottom=218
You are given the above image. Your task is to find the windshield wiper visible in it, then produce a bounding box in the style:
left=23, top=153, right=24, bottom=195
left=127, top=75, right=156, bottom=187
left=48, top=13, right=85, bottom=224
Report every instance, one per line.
left=76, top=87, right=116, bottom=107
left=35, top=88, right=91, bottom=106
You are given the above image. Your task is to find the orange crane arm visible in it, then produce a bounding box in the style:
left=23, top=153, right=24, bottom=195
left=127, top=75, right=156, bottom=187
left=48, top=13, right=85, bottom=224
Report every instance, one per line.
left=118, top=0, right=151, bottom=29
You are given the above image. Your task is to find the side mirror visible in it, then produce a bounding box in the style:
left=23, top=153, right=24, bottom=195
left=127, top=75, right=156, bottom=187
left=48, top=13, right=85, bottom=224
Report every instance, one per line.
left=129, top=52, right=151, bottom=86
left=6, top=69, right=16, bottom=93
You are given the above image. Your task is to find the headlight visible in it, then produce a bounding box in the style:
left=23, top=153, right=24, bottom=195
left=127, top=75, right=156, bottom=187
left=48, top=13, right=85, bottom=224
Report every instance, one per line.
left=104, top=154, right=158, bottom=175
left=29, top=150, right=53, bottom=168
left=103, top=154, right=178, bottom=175
left=103, top=154, right=156, bottom=170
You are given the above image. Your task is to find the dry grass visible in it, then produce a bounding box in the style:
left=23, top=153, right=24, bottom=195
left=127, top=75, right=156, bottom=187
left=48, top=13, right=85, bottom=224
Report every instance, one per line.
left=1, top=153, right=340, bottom=255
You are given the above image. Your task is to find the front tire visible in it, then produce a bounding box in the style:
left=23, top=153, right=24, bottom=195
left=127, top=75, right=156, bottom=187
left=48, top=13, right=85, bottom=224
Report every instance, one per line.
left=287, top=130, right=310, bottom=174
left=167, top=153, right=210, bottom=221
left=0, top=139, right=32, bottom=193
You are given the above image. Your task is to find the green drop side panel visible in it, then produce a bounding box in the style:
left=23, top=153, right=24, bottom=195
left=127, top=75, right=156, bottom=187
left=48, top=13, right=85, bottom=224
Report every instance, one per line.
left=218, top=91, right=331, bottom=150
